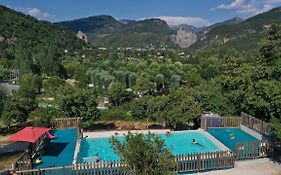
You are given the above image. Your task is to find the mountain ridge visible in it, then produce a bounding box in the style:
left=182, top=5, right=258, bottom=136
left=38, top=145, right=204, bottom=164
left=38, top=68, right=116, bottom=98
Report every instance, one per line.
left=191, top=7, right=281, bottom=51
left=55, top=7, right=281, bottom=50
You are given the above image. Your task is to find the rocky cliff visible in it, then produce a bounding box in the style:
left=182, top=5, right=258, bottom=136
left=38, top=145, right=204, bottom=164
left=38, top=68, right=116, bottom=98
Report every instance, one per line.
left=172, top=28, right=197, bottom=48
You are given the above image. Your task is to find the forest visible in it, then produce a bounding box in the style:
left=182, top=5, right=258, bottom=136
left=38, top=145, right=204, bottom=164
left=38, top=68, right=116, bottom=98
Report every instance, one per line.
left=0, top=8, right=280, bottom=139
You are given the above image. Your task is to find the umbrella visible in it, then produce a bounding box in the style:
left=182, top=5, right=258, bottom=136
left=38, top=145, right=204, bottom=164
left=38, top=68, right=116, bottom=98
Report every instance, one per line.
left=9, top=126, right=51, bottom=143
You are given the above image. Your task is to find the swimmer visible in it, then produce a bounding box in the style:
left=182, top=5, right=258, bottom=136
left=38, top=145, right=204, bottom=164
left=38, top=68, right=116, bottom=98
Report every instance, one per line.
left=95, top=153, right=100, bottom=163
left=166, top=131, right=171, bottom=136
left=192, top=139, right=198, bottom=144
left=192, top=139, right=204, bottom=146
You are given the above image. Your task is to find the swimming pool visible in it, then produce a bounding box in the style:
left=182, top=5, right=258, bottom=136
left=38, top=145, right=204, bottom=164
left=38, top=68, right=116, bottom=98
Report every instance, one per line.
left=207, top=128, right=258, bottom=151
left=79, top=131, right=223, bottom=163
left=36, top=128, right=77, bottom=168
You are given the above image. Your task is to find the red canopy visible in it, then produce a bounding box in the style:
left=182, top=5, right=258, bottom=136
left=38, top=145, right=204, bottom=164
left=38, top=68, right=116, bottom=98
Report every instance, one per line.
left=9, top=127, right=50, bottom=143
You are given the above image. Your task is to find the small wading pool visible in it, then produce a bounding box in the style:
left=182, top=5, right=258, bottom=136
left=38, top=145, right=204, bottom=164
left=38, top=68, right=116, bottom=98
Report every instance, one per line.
left=36, top=128, right=77, bottom=168
left=207, top=128, right=258, bottom=151
left=79, top=131, right=223, bottom=163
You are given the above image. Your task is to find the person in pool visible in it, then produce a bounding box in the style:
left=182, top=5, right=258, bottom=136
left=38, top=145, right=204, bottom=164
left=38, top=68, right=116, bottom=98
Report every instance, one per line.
left=192, top=139, right=203, bottom=146
left=95, top=153, right=100, bottom=163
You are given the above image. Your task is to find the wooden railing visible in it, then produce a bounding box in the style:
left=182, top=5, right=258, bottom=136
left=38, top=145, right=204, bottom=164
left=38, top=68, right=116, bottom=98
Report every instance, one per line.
left=51, top=117, right=81, bottom=129
left=201, top=116, right=242, bottom=130
left=13, top=151, right=235, bottom=175
left=220, top=117, right=241, bottom=128
left=235, top=141, right=271, bottom=160
left=241, top=112, right=272, bottom=136
left=174, top=151, right=235, bottom=173
left=12, top=151, right=32, bottom=171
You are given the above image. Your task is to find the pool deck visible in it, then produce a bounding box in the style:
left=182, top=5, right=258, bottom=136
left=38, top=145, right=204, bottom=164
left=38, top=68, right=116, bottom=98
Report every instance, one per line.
left=83, top=129, right=173, bottom=138
left=240, top=124, right=263, bottom=140
left=193, top=158, right=281, bottom=175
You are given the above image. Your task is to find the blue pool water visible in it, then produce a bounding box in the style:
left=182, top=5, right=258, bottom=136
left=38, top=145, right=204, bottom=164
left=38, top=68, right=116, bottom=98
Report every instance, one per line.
left=79, top=131, right=223, bottom=163
left=207, top=128, right=258, bottom=151
left=36, top=128, right=77, bottom=168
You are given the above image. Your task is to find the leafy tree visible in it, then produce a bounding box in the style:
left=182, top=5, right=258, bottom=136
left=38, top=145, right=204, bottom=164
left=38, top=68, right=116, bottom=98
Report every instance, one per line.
left=259, top=24, right=281, bottom=65
left=147, top=96, right=168, bottom=121
left=0, top=64, right=8, bottom=81
left=29, top=107, right=60, bottom=127
left=163, top=89, right=202, bottom=129
left=1, top=95, right=34, bottom=127
left=108, top=82, right=133, bottom=106
left=100, top=108, right=129, bottom=121
left=43, top=76, right=64, bottom=92
left=0, top=88, right=5, bottom=116
left=200, top=63, right=219, bottom=80
left=110, top=132, right=175, bottom=175
left=36, top=46, right=64, bottom=76
left=128, top=72, right=137, bottom=88
left=131, top=96, right=150, bottom=120
left=74, top=66, right=88, bottom=87
left=57, top=89, right=100, bottom=126
left=194, top=83, right=236, bottom=116
left=272, top=117, right=281, bottom=140
left=155, top=74, right=164, bottom=91
left=133, top=77, right=155, bottom=95
left=115, top=71, right=127, bottom=86
left=243, top=80, right=281, bottom=120
left=169, top=74, right=181, bottom=91
left=18, top=73, right=41, bottom=98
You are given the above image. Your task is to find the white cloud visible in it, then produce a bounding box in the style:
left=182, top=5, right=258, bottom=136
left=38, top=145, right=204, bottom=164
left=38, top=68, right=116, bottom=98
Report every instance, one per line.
left=18, top=7, right=54, bottom=20
left=267, top=0, right=281, bottom=3
left=217, top=0, right=246, bottom=9
left=156, top=16, right=211, bottom=27
left=214, top=0, right=281, bottom=15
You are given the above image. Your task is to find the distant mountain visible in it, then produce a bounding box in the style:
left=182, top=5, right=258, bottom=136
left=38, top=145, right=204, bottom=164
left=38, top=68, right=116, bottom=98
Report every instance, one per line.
left=190, top=7, right=281, bottom=51
left=119, top=19, right=137, bottom=25
left=197, top=17, right=243, bottom=36
left=168, top=17, right=243, bottom=49
left=209, top=17, right=243, bottom=29
left=58, top=17, right=177, bottom=48
left=170, top=24, right=198, bottom=32
left=88, top=18, right=177, bottom=48
left=56, top=15, right=123, bottom=33
left=55, top=7, right=281, bottom=50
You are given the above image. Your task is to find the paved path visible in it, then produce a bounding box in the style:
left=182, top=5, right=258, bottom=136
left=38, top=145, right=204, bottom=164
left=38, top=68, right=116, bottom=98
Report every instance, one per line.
left=193, top=158, right=281, bottom=175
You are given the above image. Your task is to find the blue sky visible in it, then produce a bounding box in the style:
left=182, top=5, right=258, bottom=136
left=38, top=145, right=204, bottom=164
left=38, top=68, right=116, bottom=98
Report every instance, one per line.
left=1, top=0, right=281, bottom=27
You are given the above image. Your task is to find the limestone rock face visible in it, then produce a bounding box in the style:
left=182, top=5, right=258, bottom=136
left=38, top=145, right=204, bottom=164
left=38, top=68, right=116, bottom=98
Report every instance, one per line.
left=172, top=28, right=197, bottom=48
left=76, top=31, right=88, bottom=43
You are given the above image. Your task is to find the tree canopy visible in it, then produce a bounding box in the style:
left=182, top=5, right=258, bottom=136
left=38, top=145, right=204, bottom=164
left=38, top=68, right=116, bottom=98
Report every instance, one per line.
left=110, top=132, right=175, bottom=175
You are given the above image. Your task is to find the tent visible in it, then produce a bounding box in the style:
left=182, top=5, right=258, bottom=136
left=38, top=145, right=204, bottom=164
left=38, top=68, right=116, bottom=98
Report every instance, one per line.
left=9, top=127, right=51, bottom=143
